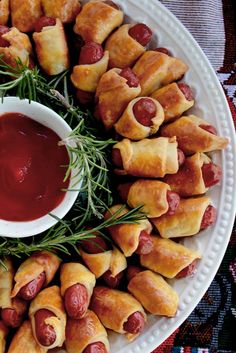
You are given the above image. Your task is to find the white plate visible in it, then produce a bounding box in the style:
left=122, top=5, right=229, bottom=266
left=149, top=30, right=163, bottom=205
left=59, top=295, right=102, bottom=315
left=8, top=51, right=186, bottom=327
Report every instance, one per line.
left=59, top=1, right=236, bottom=352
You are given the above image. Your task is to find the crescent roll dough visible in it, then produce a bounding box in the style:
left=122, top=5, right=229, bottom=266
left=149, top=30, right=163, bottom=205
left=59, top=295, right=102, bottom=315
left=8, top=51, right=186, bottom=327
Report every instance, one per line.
left=104, top=205, right=152, bottom=257
left=0, top=258, right=13, bottom=309
left=60, top=263, right=96, bottom=315
left=41, top=0, right=81, bottom=23
left=140, top=236, right=201, bottom=278
left=71, top=50, right=109, bottom=92
left=90, top=286, right=146, bottom=341
left=133, top=51, right=188, bottom=96
left=74, top=0, right=123, bottom=44
left=0, top=321, right=8, bottom=353
left=33, top=18, right=70, bottom=75
left=161, top=115, right=229, bottom=154
left=128, top=270, right=179, bottom=316
left=105, top=24, right=145, bottom=69
left=95, top=68, right=141, bottom=129
left=125, top=180, right=171, bottom=218
left=29, top=286, right=66, bottom=349
left=10, top=0, right=43, bottom=33
left=164, top=153, right=211, bottom=197
left=7, top=321, right=46, bottom=353
left=65, top=310, right=109, bottom=353
left=11, top=251, right=61, bottom=298
left=152, top=196, right=211, bottom=238
left=80, top=245, right=127, bottom=279
left=113, top=137, right=179, bottom=178
left=114, top=97, right=164, bottom=140
left=0, top=0, right=9, bottom=25
left=0, top=27, right=32, bottom=67
left=151, top=82, right=194, bottom=122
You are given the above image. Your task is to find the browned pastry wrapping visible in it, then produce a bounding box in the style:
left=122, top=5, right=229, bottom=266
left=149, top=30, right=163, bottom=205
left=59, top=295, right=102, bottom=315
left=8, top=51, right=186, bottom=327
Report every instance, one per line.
left=90, top=286, right=146, bottom=341
left=7, top=321, right=46, bottom=353
left=104, top=205, right=153, bottom=257
left=74, top=0, right=123, bottom=44
left=114, top=97, right=164, bottom=140
left=41, top=0, right=81, bottom=24
left=113, top=137, right=179, bottom=178
left=10, top=0, right=43, bottom=32
left=161, top=115, right=229, bottom=154
left=0, top=27, right=32, bottom=67
left=11, top=251, right=61, bottom=298
left=0, top=321, right=8, bottom=353
left=128, top=270, right=179, bottom=316
left=29, top=286, right=66, bottom=349
left=132, top=50, right=188, bottom=96
left=140, top=236, right=201, bottom=278
left=0, top=258, right=13, bottom=309
left=0, top=0, right=9, bottom=25
left=151, top=196, right=211, bottom=238
left=151, top=82, right=194, bottom=122
left=65, top=310, right=109, bottom=353
left=33, top=18, right=70, bottom=75
left=80, top=245, right=127, bottom=279
left=105, top=24, right=145, bottom=69
left=95, top=68, right=141, bottom=129
left=71, top=50, right=109, bottom=92
left=163, top=153, right=211, bottom=197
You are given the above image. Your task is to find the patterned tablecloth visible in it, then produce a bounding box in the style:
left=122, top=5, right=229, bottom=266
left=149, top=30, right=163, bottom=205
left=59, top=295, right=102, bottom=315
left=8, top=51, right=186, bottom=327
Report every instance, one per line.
left=153, top=1, right=236, bottom=352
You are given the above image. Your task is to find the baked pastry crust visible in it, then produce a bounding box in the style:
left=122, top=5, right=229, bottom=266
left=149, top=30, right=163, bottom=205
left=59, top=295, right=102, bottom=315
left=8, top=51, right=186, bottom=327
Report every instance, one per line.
left=29, top=286, right=66, bottom=349
left=133, top=51, right=188, bottom=96
left=114, top=97, right=164, bottom=140
left=96, top=68, right=141, bottom=129
left=128, top=270, right=179, bottom=316
left=65, top=310, right=109, bottom=353
left=161, top=115, right=229, bottom=154
left=151, top=82, right=194, bottom=122
left=164, top=153, right=211, bottom=197
left=41, top=0, right=81, bottom=23
left=113, top=137, right=179, bottom=178
left=105, top=24, right=145, bottom=69
left=33, top=18, right=70, bottom=75
left=151, top=196, right=211, bottom=238
left=140, top=236, right=201, bottom=278
left=0, top=258, right=13, bottom=309
left=90, top=286, right=146, bottom=341
left=0, top=0, right=9, bottom=25
left=105, top=204, right=152, bottom=257
left=71, top=50, right=109, bottom=92
left=74, top=0, right=123, bottom=44
left=0, top=321, right=8, bottom=353
left=11, top=251, right=61, bottom=298
left=10, top=0, right=42, bottom=32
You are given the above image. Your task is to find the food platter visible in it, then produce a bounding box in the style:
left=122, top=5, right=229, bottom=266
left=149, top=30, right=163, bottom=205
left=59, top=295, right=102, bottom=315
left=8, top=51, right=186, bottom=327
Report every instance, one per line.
left=0, top=1, right=236, bottom=353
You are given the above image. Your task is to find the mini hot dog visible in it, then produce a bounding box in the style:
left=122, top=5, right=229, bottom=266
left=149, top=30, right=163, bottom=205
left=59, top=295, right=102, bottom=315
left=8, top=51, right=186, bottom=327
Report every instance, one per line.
left=11, top=251, right=61, bottom=301
left=112, top=137, right=180, bottom=178
left=104, top=205, right=153, bottom=257
left=41, top=0, right=81, bottom=24
left=127, top=269, right=179, bottom=316
left=79, top=234, right=127, bottom=288
left=151, top=196, right=217, bottom=238
left=90, top=286, right=146, bottom=341
left=118, top=179, right=180, bottom=218
left=95, top=68, right=141, bottom=129
left=161, top=115, right=229, bottom=154
left=0, top=0, right=9, bottom=26
left=114, top=97, right=165, bottom=140
left=140, top=236, right=201, bottom=278
left=151, top=82, right=194, bottom=122
left=164, top=153, right=222, bottom=197
left=60, top=263, right=95, bottom=319
left=65, top=310, right=109, bottom=353
left=29, top=286, right=66, bottom=349
left=132, top=50, right=188, bottom=96
left=33, top=17, right=70, bottom=75
left=1, top=298, right=27, bottom=328
left=10, top=0, right=43, bottom=33
left=74, top=0, right=123, bottom=44
left=105, top=23, right=152, bottom=68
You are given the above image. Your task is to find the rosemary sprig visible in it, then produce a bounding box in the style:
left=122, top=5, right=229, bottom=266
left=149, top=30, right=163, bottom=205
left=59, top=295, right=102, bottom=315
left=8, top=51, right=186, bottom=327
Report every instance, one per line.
left=0, top=206, right=145, bottom=258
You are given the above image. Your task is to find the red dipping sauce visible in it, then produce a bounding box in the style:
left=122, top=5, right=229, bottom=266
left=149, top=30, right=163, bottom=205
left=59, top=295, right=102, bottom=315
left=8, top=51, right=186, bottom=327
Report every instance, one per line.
left=0, top=113, right=70, bottom=222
